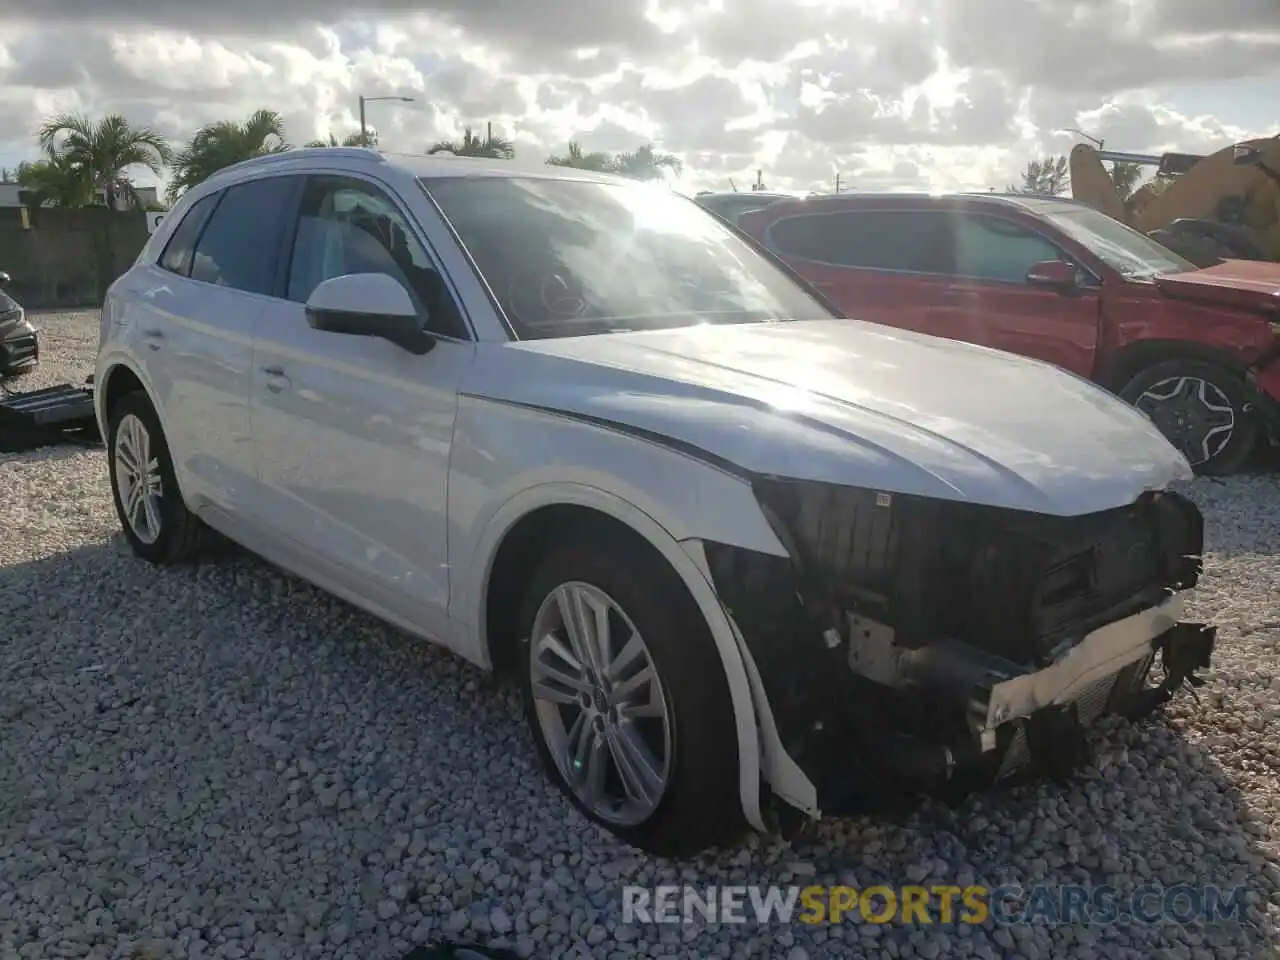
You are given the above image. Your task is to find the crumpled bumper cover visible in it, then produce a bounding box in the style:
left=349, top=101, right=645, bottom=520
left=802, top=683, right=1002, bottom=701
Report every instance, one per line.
left=1004, top=618, right=1216, bottom=784
left=982, top=596, right=1213, bottom=743
left=703, top=537, right=1217, bottom=821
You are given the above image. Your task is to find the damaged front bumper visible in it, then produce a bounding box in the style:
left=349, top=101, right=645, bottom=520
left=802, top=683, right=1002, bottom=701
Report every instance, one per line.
left=704, top=482, right=1216, bottom=821
left=0, top=301, right=38, bottom=380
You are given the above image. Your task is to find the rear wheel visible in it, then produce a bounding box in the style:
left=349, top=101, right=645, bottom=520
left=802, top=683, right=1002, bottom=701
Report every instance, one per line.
left=1118, top=359, right=1258, bottom=475
left=107, top=391, right=211, bottom=563
left=517, top=538, right=741, bottom=857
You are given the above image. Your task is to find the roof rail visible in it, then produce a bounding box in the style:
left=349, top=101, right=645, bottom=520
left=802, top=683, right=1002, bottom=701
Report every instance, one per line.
left=211, top=146, right=387, bottom=179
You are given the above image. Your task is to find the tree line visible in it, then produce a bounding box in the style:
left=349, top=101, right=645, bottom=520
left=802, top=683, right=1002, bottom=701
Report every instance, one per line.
left=11, top=109, right=684, bottom=211
left=1008, top=154, right=1172, bottom=200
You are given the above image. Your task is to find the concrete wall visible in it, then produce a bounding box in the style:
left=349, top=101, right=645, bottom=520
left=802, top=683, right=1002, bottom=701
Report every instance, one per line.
left=0, top=207, right=150, bottom=309
left=0, top=182, right=161, bottom=210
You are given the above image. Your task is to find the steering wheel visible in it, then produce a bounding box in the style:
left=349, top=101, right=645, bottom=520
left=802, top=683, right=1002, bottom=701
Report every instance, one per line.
left=505, top=261, right=590, bottom=326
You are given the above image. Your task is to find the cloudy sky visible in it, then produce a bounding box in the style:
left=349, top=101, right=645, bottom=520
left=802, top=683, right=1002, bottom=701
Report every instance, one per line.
left=0, top=0, right=1275, bottom=196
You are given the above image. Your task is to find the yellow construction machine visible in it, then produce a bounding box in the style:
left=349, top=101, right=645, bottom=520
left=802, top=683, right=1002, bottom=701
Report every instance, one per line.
left=1069, top=135, right=1280, bottom=267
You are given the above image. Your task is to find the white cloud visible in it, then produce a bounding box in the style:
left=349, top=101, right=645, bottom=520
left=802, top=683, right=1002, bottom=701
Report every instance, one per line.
left=0, top=0, right=1275, bottom=193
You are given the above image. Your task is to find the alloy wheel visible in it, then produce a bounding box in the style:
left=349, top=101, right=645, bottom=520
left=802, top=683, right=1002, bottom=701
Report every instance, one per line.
left=114, top=413, right=164, bottom=545
left=528, top=581, right=673, bottom=826
left=1135, top=375, right=1235, bottom=466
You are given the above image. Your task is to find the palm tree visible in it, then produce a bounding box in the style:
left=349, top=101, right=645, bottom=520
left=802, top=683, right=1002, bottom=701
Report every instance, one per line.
left=428, top=123, right=514, bottom=159
left=1009, top=156, right=1070, bottom=196
left=1110, top=162, right=1144, bottom=200
left=166, top=109, right=290, bottom=203
left=610, top=144, right=682, bottom=181
left=36, top=112, right=171, bottom=209
left=306, top=130, right=378, bottom=148
left=547, top=141, right=615, bottom=172
left=15, top=145, right=94, bottom=208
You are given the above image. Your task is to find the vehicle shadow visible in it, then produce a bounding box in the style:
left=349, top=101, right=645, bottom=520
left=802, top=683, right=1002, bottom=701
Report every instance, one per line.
left=0, top=537, right=1276, bottom=960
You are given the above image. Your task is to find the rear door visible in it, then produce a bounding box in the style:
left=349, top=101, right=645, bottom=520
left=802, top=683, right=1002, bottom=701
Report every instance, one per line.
left=749, top=207, right=989, bottom=344
left=138, top=175, right=300, bottom=514
left=946, top=211, right=1101, bottom=376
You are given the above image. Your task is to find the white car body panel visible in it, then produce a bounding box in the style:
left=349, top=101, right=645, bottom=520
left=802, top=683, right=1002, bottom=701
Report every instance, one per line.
left=94, top=148, right=1200, bottom=840
left=249, top=300, right=471, bottom=647
left=489, top=319, right=1193, bottom=516
left=96, top=267, right=262, bottom=514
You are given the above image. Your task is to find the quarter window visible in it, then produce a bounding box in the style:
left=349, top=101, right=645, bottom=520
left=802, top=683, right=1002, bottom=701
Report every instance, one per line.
left=952, top=215, right=1068, bottom=284
left=286, top=176, right=468, bottom=339
left=767, top=210, right=953, bottom=273
left=189, top=175, right=299, bottom=295
left=158, top=193, right=218, bottom=277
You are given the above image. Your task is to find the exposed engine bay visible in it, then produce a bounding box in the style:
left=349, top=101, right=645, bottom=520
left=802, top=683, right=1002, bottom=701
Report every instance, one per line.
left=704, top=480, right=1215, bottom=818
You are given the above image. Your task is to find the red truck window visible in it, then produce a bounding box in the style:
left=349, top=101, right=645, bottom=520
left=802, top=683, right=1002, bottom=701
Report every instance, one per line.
left=952, top=215, right=1068, bottom=283
left=766, top=210, right=952, bottom=274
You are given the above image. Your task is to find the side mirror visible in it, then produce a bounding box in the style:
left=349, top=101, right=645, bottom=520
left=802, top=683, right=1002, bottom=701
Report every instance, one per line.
left=305, top=272, right=435, bottom=355
left=1233, top=144, right=1262, bottom=167
left=1026, top=259, right=1078, bottom=291
left=0, top=272, right=9, bottom=288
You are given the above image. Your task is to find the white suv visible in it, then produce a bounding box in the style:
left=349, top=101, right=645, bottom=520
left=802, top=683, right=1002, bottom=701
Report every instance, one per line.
left=96, top=147, right=1216, bottom=856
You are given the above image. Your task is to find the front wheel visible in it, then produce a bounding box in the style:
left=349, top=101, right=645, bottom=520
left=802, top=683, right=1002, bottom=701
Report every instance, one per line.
left=1118, top=359, right=1258, bottom=475
left=517, top=538, right=741, bottom=857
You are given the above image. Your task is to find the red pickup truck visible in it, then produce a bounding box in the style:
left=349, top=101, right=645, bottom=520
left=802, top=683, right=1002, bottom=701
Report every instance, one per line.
left=737, top=192, right=1280, bottom=474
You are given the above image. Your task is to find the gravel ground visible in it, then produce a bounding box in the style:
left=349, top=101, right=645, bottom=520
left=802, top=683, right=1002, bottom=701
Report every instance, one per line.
left=2, top=310, right=1280, bottom=960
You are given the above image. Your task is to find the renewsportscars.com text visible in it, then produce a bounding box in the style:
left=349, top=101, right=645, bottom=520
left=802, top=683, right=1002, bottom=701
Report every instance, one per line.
left=621, top=884, right=1248, bottom=927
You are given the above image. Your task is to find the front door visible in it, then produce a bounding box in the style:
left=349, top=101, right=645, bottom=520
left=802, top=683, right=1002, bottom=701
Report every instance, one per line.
left=945, top=212, right=1101, bottom=377
left=249, top=173, right=474, bottom=642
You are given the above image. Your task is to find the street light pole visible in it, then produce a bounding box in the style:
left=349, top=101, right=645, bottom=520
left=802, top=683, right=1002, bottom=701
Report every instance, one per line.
left=355, top=94, right=415, bottom=144
left=1068, top=127, right=1104, bottom=150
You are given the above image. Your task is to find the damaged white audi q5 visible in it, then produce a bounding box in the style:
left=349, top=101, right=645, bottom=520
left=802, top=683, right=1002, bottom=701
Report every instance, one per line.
left=96, top=149, right=1215, bottom=858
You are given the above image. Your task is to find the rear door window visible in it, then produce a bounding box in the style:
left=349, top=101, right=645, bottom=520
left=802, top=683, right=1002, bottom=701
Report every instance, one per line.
left=766, top=210, right=953, bottom=274
left=189, top=175, right=301, bottom=296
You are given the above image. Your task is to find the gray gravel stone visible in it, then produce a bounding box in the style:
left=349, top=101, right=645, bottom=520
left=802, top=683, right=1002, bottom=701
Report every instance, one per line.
left=1, top=311, right=1278, bottom=959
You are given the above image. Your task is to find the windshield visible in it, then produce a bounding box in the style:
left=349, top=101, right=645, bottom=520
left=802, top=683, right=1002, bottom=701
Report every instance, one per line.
left=1041, top=205, right=1197, bottom=279
left=421, top=176, right=835, bottom=339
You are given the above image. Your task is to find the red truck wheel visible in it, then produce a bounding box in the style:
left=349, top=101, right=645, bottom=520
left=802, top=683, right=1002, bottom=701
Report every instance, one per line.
left=1119, top=359, right=1258, bottom=475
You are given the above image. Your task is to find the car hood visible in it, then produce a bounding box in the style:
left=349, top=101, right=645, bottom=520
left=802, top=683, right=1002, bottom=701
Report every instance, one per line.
left=1154, top=260, right=1280, bottom=314
left=478, top=319, right=1192, bottom=516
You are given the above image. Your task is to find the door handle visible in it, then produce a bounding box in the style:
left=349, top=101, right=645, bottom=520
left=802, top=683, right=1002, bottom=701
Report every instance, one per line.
left=142, top=329, right=163, bottom=350
left=259, top=365, right=291, bottom=393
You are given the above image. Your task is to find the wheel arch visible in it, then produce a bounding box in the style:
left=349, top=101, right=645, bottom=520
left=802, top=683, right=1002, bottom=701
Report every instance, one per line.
left=472, top=482, right=767, bottom=831
left=100, top=363, right=146, bottom=418
left=96, top=360, right=200, bottom=501
left=96, top=359, right=159, bottom=435
left=1097, top=338, right=1251, bottom=393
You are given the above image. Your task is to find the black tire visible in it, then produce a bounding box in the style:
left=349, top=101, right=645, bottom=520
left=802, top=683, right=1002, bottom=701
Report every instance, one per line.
left=1166, top=217, right=1269, bottom=262
left=106, top=390, right=211, bottom=563
left=1145, top=229, right=1225, bottom=269
left=517, top=537, right=742, bottom=858
left=1118, top=359, right=1258, bottom=475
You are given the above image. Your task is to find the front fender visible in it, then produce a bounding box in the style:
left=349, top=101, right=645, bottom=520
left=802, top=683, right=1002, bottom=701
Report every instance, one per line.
left=448, top=395, right=797, bottom=832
